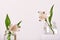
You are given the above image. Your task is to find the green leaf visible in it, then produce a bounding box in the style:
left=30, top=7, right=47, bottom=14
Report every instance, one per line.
left=17, top=20, right=22, bottom=28
left=48, top=5, right=55, bottom=34
left=5, top=14, right=11, bottom=30
left=48, top=5, right=54, bottom=24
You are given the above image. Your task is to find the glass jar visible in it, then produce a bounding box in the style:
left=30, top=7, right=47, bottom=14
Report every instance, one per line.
left=4, top=30, right=16, bottom=40
left=44, top=22, right=57, bottom=34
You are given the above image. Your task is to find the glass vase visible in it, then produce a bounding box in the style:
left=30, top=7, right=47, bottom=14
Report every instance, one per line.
left=44, top=22, right=57, bottom=34
left=4, top=30, right=16, bottom=40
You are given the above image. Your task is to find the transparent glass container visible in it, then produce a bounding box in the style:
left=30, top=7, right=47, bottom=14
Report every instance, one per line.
left=44, top=22, right=57, bottom=34
left=4, top=30, right=16, bottom=40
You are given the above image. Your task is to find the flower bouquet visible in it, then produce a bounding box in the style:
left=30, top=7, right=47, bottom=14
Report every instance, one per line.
left=4, top=14, right=22, bottom=40
left=38, top=5, right=57, bottom=34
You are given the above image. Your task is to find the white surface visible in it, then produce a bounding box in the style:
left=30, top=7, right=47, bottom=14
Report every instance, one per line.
left=0, top=0, right=60, bottom=40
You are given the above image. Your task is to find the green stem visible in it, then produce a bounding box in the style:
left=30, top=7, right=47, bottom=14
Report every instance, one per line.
left=49, top=23, right=54, bottom=34
left=7, top=31, right=11, bottom=40
left=45, top=19, right=54, bottom=34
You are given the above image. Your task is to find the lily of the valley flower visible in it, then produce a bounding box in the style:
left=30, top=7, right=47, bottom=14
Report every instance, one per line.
left=9, top=24, right=21, bottom=33
left=5, top=14, right=22, bottom=40
left=38, top=11, right=47, bottom=21
left=38, top=5, right=56, bottom=34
